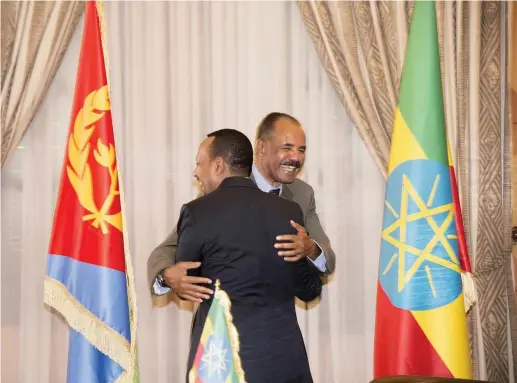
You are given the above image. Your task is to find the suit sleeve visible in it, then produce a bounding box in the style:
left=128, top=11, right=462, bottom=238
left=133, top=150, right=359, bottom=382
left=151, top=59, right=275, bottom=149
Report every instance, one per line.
left=294, top=260, right=322, bottom=302
left=147, top=226, right=178, bottom=294
left=305, top=186, right=336, bottom=274
left=292, top=203, right=323, bottom=302
left=176, top=204, right=203, bottom=270
left=147, top=193, right=204, bottom=294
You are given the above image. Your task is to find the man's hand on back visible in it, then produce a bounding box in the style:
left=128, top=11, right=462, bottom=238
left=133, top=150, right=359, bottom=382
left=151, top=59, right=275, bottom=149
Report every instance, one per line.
left=274, top=220, right=320, bottom=262
left=162, top=262, right=214, bottom=302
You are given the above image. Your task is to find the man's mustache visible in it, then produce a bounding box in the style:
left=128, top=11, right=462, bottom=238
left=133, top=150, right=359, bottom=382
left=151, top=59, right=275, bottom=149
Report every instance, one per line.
left=280, top=160, right=301, bottom=169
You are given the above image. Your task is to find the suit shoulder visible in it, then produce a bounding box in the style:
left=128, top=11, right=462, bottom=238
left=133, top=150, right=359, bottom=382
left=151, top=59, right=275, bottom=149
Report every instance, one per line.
left=282, top=196, right=303, bottom=211
left=290, top=178, right=314, bottom=195
left=183, top=193, right=210, bottom=213
left=265, top=192, right=303, bottom=215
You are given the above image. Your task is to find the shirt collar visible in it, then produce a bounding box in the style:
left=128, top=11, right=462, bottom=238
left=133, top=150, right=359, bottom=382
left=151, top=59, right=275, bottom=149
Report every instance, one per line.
left=252, top=164, right=283, bottom=194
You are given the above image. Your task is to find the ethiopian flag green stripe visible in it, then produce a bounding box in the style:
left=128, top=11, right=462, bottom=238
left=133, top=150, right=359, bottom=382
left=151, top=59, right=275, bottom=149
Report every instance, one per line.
left=397, top=1, right=448, bottom=166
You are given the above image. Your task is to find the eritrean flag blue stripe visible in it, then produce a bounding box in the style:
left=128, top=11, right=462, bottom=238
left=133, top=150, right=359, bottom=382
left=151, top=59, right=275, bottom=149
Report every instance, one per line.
left=47, top=254, right=131, bottom=342
left=67, top=329, right=124, bottom=383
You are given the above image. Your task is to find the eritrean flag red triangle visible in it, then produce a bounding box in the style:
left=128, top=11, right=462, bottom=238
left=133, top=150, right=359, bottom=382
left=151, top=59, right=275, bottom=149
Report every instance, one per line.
left=43, top=2, right=138, bottom=382
left=373, top=1, right=473, bottom=379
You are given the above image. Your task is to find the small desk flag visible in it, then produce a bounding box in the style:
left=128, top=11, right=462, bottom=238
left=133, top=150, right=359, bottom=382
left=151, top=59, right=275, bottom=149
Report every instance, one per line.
left=189, top=280, right=246, bottom=383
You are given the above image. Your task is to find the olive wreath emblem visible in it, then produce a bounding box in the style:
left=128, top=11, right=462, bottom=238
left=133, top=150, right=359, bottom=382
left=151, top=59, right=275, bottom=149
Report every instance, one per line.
left=66, top=85, right=122, bottom=234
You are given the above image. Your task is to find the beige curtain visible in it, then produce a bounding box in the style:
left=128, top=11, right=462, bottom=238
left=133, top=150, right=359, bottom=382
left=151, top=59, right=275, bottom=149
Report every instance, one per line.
left=297, top=1, right=414, bottom=179
left=1, top=2, right=386, bottom=382
left=511, top=0, right=517, bottom=319
left=298, top=1, right=516, bottom=381
left=0, top=1, right=84, bottom=167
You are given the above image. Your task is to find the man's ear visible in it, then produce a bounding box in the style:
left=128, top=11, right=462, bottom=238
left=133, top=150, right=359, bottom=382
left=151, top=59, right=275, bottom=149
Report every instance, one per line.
left=256, top=138, right=266, bottom=156
left=214, top=157, right=225, bottom=175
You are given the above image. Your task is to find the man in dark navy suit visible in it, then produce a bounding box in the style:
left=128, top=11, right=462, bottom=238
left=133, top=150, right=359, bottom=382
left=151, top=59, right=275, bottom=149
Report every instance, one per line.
left=175, top=129, right=320, bottom=383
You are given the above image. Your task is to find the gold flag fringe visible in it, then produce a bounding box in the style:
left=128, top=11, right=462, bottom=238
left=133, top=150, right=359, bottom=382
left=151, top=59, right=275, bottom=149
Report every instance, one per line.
left=44, top=277, right=133, bottom=377
left=461, top=272, right=476, bottom=314
left=214, top=281, right=247, bottom=383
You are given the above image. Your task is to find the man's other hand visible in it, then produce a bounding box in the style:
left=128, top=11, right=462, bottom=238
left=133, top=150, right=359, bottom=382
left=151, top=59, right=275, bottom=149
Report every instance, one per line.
left=162, top=262, right=213, bottom=302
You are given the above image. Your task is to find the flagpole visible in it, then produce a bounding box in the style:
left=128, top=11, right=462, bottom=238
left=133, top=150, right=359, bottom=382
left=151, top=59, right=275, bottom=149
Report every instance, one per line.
left=94, top=2, right=139, bottom=380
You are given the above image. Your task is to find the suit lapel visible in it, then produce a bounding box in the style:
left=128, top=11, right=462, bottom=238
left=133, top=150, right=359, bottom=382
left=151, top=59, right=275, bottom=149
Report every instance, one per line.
left=281, top=184, right=293, bottom=201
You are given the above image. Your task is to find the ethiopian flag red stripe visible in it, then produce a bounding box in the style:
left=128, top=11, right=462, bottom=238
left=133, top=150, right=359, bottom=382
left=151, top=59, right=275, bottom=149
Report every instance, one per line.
left=448, top=145, right=472, bottom=273
left=374, top=2, right=472, bottom=379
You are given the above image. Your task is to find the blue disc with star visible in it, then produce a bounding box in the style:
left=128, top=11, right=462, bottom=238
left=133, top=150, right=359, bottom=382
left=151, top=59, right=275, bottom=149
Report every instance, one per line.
left=198, top=333, right=232, bottom=381
left=379, top=159, right=463, bottom=311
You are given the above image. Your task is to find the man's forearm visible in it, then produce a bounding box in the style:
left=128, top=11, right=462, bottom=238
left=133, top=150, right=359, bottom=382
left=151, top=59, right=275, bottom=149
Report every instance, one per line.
left=147, top=227, right=179, bottom=292
left=305, top=217, right=335, bottom=274
left=306, top=240, right=328, bottom=273
left=147, top=249, right=175, bottom=292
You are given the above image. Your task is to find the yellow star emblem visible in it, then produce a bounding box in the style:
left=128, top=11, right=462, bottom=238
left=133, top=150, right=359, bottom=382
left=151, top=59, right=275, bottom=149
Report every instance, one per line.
left=200, top=338, right=229, bottom=380
left=381, top=174, right=461, bottom=298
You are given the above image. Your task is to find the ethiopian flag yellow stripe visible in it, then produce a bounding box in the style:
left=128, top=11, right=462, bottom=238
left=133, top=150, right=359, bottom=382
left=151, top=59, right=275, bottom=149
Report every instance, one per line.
left=411, top=295, right=471, bottom=378
left=388, top=109, right=427, bottom=174
left=199, top=318, right=214, bottom=344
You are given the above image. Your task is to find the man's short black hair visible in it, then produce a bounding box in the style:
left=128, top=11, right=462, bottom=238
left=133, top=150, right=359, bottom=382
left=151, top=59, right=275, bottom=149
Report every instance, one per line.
left=256, top=112, right=300, bottom=140
left=207, top=129, right=253, bottom=176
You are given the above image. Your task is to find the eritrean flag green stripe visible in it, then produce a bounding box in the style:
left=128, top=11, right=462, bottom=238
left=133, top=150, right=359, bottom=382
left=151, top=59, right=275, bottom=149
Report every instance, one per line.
left=397, top=1, right=448, bottom=166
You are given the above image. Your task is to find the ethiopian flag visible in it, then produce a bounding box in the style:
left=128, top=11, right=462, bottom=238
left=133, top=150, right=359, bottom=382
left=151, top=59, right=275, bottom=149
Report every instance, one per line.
left=189, top=281, right=246, bottom=383
left=373, top=1, right=473, bottom=379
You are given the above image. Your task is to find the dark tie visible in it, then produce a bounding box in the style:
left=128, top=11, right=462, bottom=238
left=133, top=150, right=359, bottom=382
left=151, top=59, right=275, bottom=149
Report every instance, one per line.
left=269, top=188, right=280, bottom=196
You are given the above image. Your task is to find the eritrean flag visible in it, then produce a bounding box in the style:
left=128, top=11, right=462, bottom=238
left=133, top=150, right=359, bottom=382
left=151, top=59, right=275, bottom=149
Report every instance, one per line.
left=44, top=2, right=138, bottom=382
left=189, top=281, right=246, bottom=383
left=373, top=1, right=473, bottom=379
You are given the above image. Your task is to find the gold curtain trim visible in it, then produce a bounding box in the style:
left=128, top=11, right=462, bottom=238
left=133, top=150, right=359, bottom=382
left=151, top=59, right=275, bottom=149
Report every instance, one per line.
left=44, top=276, right=135, bottom=380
